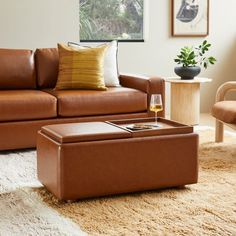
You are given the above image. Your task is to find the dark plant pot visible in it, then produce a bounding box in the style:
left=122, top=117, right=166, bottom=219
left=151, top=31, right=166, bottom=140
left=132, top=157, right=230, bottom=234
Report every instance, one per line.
left=174, top=66, right=201, bottom=80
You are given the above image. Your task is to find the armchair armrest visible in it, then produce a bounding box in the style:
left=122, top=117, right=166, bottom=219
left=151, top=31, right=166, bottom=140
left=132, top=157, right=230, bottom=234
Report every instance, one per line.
left=119, top=74, right=165, bottom=116
left=216, top=81, right=236, bottom=102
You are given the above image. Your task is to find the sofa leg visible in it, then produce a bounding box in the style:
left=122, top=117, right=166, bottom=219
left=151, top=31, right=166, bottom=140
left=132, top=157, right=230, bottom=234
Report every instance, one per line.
left=177, top=185, right=186, bottom=189
left=66, top=200, right=76, bottom=203
left=215, top=120, right=224, bottom=142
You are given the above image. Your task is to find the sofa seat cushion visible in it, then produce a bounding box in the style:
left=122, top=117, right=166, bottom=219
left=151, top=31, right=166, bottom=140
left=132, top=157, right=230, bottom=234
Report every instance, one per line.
left=0, top=90, right=57, bottom=122
left=212, top=101, right=236, bottom=124
left=44, top=87, right=147, bottom=117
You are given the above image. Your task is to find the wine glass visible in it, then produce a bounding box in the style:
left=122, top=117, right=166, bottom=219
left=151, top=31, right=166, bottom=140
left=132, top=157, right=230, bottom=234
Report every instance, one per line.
left=150, top=94, right=163, bottom=127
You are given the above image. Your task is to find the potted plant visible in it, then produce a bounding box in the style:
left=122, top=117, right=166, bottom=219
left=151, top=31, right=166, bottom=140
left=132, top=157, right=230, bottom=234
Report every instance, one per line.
left=174, top=40, right=216, bottom=80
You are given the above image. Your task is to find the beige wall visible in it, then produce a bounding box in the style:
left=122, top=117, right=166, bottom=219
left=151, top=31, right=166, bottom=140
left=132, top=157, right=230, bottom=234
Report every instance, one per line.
left=0, top=0, right=78, bottom=49
left=118, top=0, right=236, bottom=113
left=0, top=0, right=236, bottom=113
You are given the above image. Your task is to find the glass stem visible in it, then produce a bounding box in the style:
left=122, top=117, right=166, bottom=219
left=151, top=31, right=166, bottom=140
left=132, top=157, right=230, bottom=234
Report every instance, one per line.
left=155, top=112, right=157, bottom=125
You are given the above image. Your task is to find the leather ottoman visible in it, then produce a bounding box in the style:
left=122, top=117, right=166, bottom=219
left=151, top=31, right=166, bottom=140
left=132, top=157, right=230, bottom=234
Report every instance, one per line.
left=37, top=118, right=198, bottom=201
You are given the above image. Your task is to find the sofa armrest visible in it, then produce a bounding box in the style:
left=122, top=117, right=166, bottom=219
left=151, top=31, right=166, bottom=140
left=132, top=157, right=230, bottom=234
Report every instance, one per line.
left=216, top=81, right=236, bottom=102
left=119, top=74, right=165, bottom=116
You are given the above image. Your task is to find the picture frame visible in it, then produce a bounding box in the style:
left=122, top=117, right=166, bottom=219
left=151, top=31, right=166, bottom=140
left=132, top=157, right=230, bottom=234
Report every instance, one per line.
left=172, top=0, right=209, bottom=37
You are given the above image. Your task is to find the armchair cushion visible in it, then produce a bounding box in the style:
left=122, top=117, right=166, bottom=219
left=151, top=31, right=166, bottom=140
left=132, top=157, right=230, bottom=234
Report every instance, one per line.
left=44, top=87, right=147, bottom=117
left=212, top=101, right=236, bottom=124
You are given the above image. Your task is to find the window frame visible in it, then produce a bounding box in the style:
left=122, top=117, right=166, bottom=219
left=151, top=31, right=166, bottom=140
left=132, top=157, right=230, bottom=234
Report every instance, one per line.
left=79, top=0, right=147, bottom=43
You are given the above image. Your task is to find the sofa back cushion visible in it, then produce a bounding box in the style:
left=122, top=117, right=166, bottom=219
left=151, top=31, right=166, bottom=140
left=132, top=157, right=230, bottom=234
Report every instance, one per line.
left=35, top=48, right=59, bottom=88
left=0, top=48, right=36, bottom=89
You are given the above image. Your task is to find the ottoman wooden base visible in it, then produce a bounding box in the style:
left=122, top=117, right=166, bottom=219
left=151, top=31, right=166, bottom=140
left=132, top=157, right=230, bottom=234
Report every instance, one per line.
left=37, top=119, right=198, bottom=200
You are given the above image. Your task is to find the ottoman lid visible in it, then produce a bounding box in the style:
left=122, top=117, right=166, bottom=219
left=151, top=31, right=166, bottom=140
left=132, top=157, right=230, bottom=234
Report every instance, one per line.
left=41, top=122, right=131, bottom=143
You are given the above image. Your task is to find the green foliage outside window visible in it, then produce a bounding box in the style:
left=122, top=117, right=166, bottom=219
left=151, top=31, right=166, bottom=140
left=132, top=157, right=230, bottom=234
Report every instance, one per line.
left=79, top=0, right=144, bottom=41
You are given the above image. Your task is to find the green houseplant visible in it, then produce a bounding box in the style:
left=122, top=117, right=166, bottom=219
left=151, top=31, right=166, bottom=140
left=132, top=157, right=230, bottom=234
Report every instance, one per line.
left=174, top=40, right=216, bottom=80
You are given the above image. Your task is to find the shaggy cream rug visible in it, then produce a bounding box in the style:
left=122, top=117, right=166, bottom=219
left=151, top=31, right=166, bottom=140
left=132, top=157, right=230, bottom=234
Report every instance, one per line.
left=0, top=128, right=236, bottom=236
left=0, top=151, right=86, bottom=236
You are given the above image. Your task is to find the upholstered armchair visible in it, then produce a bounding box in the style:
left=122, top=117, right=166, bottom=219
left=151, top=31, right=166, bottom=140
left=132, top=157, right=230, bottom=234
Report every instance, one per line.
left=212, top=81, right=236, bottom=142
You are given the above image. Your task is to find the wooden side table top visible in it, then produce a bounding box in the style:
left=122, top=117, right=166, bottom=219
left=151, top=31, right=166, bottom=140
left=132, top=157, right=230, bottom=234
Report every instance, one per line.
left=165, top=77, right=212, bottom=84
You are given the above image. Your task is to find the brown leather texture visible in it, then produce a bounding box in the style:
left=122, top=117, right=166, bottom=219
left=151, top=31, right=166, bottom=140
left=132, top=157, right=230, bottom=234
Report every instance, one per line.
left=0, top=48, right=36, bottom=89
left=35, top=48, right=59, bottom=88
left=119, top=74, right=165, bottom=117
left=212, top=101, right=236, bottom=124
left=44, top=87, right=147, bottom=117
left=41, top=122, right=132, bottom=143
left=0, top=112, right=148, bottom=150
left=0, top=90, right=57, bottom=122
left=37, top=133, right=60, bottom=197
left=0, top=48, right=165, bottom=151
left=37, top=131, right=199, bottom=200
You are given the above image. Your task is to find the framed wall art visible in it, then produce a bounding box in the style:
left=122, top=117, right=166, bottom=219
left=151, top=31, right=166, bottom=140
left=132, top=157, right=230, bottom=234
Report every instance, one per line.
left=172, top=0, right=209, bottom=37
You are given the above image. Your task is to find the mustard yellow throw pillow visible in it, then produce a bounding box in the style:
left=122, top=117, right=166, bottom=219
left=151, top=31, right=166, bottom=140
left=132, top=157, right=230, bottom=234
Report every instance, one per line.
left=55, top=43, right=107, bottom=90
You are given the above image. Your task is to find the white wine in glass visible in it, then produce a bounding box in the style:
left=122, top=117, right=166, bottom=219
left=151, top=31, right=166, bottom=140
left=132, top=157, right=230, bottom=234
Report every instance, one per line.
left=150, top=94, right=163, bottom=127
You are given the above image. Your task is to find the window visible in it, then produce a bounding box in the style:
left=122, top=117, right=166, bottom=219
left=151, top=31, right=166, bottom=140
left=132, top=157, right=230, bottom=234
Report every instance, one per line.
left=79, top=0, right=144, bottom=42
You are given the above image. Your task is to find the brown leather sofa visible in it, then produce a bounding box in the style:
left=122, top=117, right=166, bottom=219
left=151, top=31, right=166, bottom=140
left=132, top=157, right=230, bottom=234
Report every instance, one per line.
left=0, top=48, right=165, bottom=150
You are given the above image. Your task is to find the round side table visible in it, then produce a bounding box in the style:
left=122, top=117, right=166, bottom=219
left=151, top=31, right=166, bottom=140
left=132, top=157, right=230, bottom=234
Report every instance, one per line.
left=165, top=77, right=212, bottom=125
